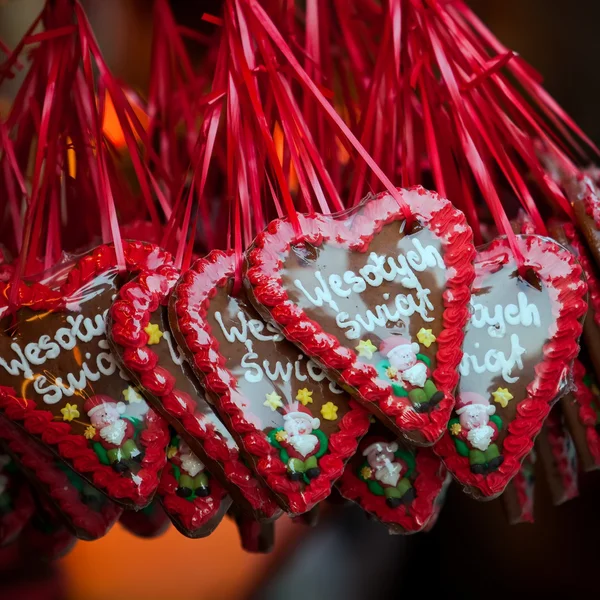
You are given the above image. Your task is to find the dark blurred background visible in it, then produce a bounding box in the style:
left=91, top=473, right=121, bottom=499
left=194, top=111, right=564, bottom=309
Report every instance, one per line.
left=1, top=1, right=600, bottom=598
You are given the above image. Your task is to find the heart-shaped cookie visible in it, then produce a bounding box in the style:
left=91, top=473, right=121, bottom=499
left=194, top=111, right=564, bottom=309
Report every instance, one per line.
left=169, top=250, right=371, bottom=515
left=108, top=264, right=280, bottom=521
left=564, top=174, right=600, bottom=270
left=536, top=406, right=579, bottom=505
left=158, top=431, right=231, bottom=538
left=0, top=242, right=172, bottom=508
left=501, top=452, right=535, bottom=525
left=244, top=187, right=475, bottom=445
left=560, top=357, right=600, bottom=471
left=336, top=423, right=448, bottom=533
left=0, top=416, right=122, bottom=540
left=0, top=451, right=34, bottom=546
left=550, top=221, right=600, bottom=374
left=435, top=235, right=587, bottom=499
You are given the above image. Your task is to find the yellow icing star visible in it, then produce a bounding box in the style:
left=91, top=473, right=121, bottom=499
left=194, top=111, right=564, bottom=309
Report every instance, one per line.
left=264, top=391, right=283, bottom=411
left=61, top=403, right=80, bottom=422
left=417, top=328, right=436, bottom=348
left=123, top=386, right=144, bottom=404
left=360, top=466, right=372, bottom=479
left=296, top=388, right=313, bottom=406
left=356, top=339, right=377, bottom=359
left=450, top=422, right=462, bottom=436
left=144, top=323, right=163, bottom=345
left=386, top=366, right=398, bottom=379
left=275, top=430, right=288, bottom=443
left=166, top=446, right=178, bottom=459
left=321, top=402, right=338, bottom=421
left=492, top=387, right=514, bottom=409
left=84, top=425, right=96, bottom=440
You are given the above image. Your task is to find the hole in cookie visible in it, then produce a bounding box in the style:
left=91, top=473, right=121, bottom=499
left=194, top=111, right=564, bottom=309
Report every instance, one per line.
left=292, top=242, right=320, bottom=266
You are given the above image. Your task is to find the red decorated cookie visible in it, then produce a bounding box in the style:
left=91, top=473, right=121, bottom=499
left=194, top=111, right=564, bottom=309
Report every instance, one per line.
left=337, top=423, right=448, bottom=533
left=158, top=432, right=230, bottom=538
left=0, top=242, right=172, bottom=508
left=563, top=173, right=600, bottom=270
left=501, top=452, right=535, bottom=525
left=435, top=235, right=587, bottom=499
left=550, top=221, right=600, bottom=378
left=108, top=264, right=280, bottom=521
left=244, top=187, right=475, bottom=445
left=560, top=358, right=600, bottom=471
left=0, top=451, right=34, bottom=546
left=536, top=406, right=579, bottom=505
left=170, top=250, right=371, bottom=515
left=0, top=416, right=122, bottom=540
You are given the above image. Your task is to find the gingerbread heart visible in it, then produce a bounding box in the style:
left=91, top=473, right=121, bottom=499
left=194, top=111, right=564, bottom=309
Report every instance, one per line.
left=563, top=173, right=600, bottom=270
left=244, top=187, right=475, bottom=445
left=0, top=416, right=122, bottom=540
left=536, top=406, right=579, bottom=505
left=108, top=264, right=281, bottom=521
left=501, top=452, right=535, bottom=525
left=560, top=357, right=600, bottom=471
left=550, top=221, right=600, bottom=378
left=158, top=431, right=231, bottom=538
left=0, top=452, right=34, bottom=546
left=0, top=242, right=172, bottom=508
left=336, top=423, right=448, bottom=533
left=435, top=235, right=587, bottom=499
left=169, top=250, right=371, bottom=515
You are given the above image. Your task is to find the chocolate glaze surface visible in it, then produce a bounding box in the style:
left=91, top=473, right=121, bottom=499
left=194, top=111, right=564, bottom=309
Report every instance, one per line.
left=204, top=282, right=351, bottom=441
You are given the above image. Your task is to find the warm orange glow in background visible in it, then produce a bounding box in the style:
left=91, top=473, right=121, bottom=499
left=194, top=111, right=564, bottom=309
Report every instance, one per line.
left=102, top=93, right=149, bottom=149
left=61, top=516, right=296, bottom=600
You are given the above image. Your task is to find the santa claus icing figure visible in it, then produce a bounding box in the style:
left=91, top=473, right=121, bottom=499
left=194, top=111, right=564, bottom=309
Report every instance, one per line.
left=170, top=438, right=210, bottom=499
left=448, top=392, right=504, bottom=474
left=85, top=395, right=141, bottom=473
left=377, top=336, right=443, bottom=412
left=358, top=438, right=415, bottom=508
left=268, top=403, right=328, bottom=483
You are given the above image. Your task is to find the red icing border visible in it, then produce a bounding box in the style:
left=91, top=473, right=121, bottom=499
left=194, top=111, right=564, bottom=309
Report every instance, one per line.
left=244, top=187, right=475, bottom=445
left=171, top=250, right=371, bottom=515
left=569, top=359, right=600, bottom=467
left=158, top=461, right=231, bottom=538
left=503, top=455, right=535, bottom=525
left=336, top=440, right=447, bottom=533
left=0, top=417, right=122, bottom=540
left=0, top=242, right=172, bottom=508
left=541, top=409, right=579, bottom=504
left=108, top=264, right=279, bottom=519
left=561, top=222, right=600, bottom=328
left=434, top=235, right=587, bottom=497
